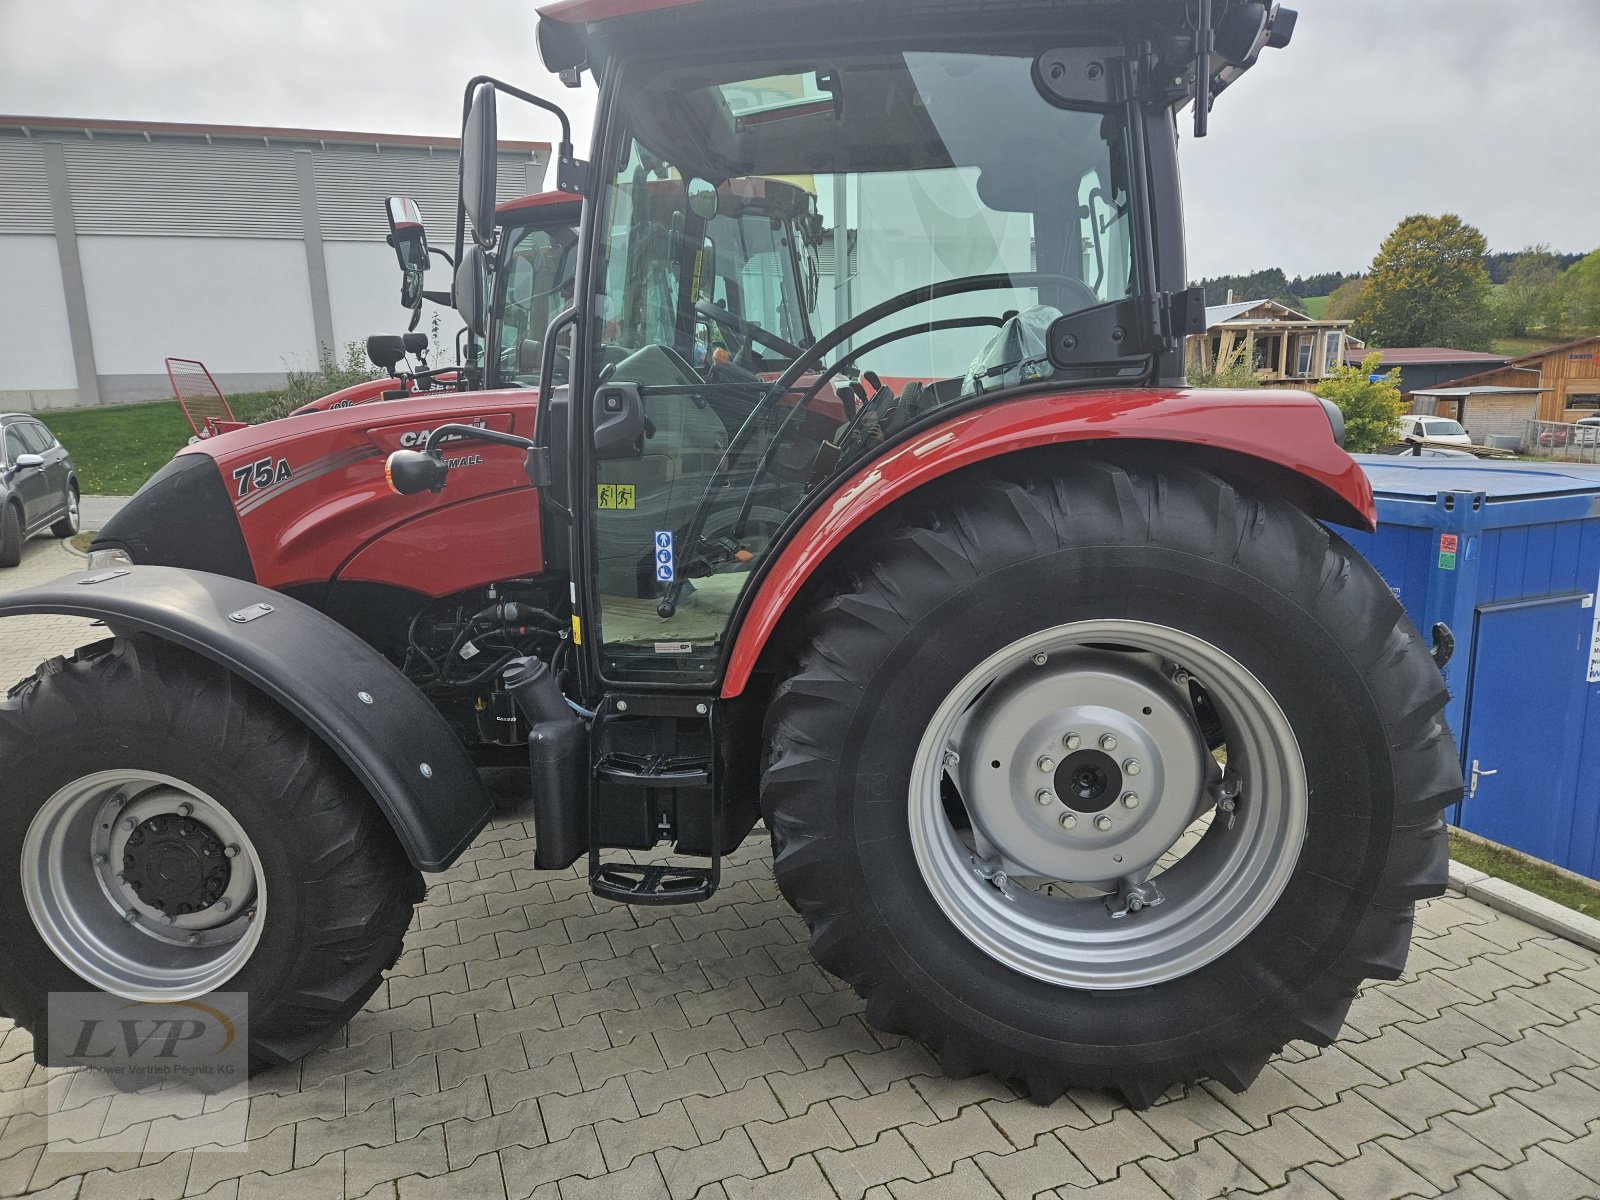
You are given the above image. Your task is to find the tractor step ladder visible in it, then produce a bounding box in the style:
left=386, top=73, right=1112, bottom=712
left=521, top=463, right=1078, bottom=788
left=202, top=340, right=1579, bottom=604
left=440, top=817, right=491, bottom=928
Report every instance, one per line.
left=588, top=697, right=721, bottom=905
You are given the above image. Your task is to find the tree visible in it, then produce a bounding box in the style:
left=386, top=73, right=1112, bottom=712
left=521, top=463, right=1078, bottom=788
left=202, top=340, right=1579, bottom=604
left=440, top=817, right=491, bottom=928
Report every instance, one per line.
left=1315, top=351, right=1404, bottom=453
left=1194, top=268, right=1302, bottom=310
left=1493, top=245, right=1564, bottom=338
left=1352, top=213, right=1493, bottom=350
left=1559, top=248, right=1600, bottom=335
left=1325, top=276, right=1367, bottom=321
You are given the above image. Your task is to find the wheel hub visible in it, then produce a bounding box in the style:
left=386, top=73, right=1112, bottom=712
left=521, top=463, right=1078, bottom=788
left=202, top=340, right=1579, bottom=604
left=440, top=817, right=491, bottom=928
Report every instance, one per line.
left=953, top=648, right=1208, bottom=888
left=1055, top=749, right=1120, bottom=812
left=122, top=814, right=231, bottom=916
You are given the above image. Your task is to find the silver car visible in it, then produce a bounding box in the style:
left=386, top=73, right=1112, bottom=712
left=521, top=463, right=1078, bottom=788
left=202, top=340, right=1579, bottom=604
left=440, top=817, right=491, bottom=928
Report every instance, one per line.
left=0, top=413, right=80, bottom=567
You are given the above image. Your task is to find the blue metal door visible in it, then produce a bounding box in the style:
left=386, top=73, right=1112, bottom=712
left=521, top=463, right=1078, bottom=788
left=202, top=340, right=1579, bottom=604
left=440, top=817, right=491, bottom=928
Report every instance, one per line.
left=1457, top=593, right=1593, bottom=869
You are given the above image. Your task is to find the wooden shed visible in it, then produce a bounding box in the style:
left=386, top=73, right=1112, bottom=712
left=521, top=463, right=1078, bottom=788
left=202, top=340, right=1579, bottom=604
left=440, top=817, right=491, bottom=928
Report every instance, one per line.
left=1423, top=336, right=1600, bottom=424
left=1187, top=300, right=1352, bottom=386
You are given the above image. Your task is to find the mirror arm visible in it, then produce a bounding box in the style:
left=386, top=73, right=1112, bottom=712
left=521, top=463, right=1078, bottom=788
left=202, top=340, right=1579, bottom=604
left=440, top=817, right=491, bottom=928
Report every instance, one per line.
left=428, top=246, right=456, bottom=268
left=421, top=289, right=453, bottom=305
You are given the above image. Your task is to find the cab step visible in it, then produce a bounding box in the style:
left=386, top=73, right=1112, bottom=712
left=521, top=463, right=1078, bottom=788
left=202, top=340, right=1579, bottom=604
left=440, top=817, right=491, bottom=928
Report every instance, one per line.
left=590, top=860, right=718, bottom=905
left=588, top=695, right=724, bottom=906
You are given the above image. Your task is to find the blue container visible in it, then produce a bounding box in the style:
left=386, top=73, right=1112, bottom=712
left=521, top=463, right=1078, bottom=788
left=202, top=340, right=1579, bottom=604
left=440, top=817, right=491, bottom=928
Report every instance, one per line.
left=1341, top=457, right=1600, bottom=878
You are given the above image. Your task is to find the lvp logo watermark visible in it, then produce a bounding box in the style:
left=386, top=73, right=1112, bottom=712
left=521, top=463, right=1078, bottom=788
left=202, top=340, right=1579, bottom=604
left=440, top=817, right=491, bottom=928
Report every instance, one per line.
left=45, top=991, right=249, bottom=1152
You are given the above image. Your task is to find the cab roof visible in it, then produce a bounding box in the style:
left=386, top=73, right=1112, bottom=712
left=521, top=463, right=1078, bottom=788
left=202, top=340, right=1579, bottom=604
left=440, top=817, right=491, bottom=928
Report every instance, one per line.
left=535, top=0, right=1294, bottom=113
left=495, top=192, right=583, bottom=220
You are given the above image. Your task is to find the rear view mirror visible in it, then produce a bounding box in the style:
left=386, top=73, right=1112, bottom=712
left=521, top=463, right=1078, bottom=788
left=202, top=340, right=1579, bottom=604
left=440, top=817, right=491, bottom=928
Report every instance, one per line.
left=455, top=244, right=490, bottom=337
left=463, top=81, right=498, bottom=248
left=386, top=197, right=429, bottom=309
left=686, top=178, right=720, bottom=221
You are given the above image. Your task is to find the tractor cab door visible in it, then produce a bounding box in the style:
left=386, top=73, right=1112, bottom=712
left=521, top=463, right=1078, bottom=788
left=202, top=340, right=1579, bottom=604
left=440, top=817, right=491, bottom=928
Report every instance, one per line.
left=573, top=55, right=1137, bottom=691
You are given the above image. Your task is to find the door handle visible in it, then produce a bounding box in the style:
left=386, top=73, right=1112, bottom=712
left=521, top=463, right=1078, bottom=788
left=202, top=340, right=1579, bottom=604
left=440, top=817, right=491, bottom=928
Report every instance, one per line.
left=1469, top=759, right=1498, bottom=799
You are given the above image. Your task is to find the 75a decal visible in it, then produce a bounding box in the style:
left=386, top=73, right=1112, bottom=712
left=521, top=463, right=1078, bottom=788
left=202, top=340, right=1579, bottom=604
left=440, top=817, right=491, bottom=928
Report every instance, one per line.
left=232, top=457, right=293, bottom=499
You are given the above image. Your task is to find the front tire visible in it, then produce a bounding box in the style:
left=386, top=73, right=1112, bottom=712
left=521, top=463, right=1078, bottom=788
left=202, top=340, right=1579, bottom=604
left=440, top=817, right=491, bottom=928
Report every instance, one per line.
left=50, top=483, right=80, bottom=539
left=761, top=455, right=1459, bottom=1105
left=0, top=635, right=423, bottom=1068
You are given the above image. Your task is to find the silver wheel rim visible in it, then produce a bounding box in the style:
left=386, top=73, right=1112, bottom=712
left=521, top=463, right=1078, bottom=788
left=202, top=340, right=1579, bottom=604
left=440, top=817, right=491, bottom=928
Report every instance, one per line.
left=21, top=770, right=267, bottom=1000
left=67, top=488, right=80, bottom=531
left=909, top=620, right=1307, bottom=990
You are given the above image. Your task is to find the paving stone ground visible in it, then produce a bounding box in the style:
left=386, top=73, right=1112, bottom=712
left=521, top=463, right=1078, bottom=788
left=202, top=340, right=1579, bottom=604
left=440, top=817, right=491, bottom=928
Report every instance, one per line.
left=3, top=533, right=1600, bottom=1200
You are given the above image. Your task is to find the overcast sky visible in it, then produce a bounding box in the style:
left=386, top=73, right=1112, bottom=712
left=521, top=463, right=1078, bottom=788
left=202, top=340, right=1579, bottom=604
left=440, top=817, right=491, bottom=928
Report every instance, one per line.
left=2, top=0, right=1595, bottom=281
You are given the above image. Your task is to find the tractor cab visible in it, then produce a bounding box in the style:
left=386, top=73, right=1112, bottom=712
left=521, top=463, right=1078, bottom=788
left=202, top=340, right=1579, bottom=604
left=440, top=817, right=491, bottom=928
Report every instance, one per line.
left=428, top=0, right=1297, bottom=688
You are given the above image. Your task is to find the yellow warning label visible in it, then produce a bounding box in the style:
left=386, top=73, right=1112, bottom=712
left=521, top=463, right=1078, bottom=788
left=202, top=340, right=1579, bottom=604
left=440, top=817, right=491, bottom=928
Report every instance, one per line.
left=596, top=483, right=636, bottom=510
left=570, top=615, right=583, bottom=645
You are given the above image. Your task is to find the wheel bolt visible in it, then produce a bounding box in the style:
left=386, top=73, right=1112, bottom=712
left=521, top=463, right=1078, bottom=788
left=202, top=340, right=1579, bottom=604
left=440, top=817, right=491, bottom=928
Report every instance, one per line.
left=943, top=749, right=960, bottom=767
left=1036, top=789, right=1055, bottom=806
left=123, top=909, right=139, bottom=923
left=1060, top=813, right=1077, bottom=829
left=114, top=872, right=127, bottom=884
left=121, top=817, right=136, bottom=831
left=216, top=898, right=231, bottom=912
left=187, top=933, right=202, bottom=946
left=1062, top=733, right=1080, bottom=750
left=178, top=802, right=193, bottom=817
left=224, top=844, right=240, bottom=858
left=1124, top=759, right=1141, bottom=776
left=1032, top=652, right=1048, bottom=666
left=1100, top=734, right=1118, bottom=752
left=1037, top=756, right=1055, bottom=773
left=92, top=852, right=107, bottom=866
left=1095, top=815, right=1113, bottom=831
left=110, top=793, right=126, bottom=808
left=1122, top=792, right=1140, bottom=809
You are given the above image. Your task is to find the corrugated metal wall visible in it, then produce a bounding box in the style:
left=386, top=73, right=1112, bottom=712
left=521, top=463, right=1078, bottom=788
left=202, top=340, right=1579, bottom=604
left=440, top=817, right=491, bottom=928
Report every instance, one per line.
left=0, top=141, right=54, bottom=234
left=63, top=141, right=305, bottom=237
left=313, top=150, right=540, bottom=240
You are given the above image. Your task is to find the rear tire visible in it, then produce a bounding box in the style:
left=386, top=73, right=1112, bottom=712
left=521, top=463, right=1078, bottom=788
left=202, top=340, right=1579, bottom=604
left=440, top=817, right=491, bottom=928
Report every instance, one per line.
left=50, top=483, right=80, bottom=539
left=0, top=502, right=21, bottom=568
left=0, top=634, right=423, bottom=1068
left=761, top=455, right=1459, bottom=1105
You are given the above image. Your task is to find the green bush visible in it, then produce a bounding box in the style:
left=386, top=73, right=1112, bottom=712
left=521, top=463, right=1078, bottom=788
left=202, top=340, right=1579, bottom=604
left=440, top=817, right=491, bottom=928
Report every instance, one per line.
left=1187, top=341, right=1263, bottom=389
left=1315, top=351, right=1404, bottom=453
left=250, top=342, right=382, bottom=424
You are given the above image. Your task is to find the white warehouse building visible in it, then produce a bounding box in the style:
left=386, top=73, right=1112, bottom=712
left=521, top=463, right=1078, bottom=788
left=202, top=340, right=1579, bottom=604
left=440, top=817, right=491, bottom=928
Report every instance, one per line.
left=0, top=116, right=550, bottom=411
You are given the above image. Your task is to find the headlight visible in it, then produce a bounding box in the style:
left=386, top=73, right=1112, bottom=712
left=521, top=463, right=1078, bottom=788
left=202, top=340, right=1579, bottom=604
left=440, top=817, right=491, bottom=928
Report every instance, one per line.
left=86, top=546, right=134, bottom=571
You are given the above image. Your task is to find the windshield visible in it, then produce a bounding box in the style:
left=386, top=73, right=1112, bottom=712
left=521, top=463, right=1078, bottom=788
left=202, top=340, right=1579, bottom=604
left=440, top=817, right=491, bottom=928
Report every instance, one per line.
left=587, top=47, right=1138, bottom=679
left=495, top=219, right=579, bottom=387
left=1424, top=419, right=1466, bottom=436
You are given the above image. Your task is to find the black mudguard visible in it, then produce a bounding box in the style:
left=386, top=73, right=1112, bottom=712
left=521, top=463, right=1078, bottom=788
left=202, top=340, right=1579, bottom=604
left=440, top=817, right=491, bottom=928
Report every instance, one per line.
left=0, top=566, right=491, bottom=871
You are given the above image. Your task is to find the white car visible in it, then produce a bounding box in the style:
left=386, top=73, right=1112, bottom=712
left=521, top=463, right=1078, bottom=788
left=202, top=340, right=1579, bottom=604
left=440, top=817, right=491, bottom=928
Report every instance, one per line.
left=1395, top=415, right=1473, bottom=446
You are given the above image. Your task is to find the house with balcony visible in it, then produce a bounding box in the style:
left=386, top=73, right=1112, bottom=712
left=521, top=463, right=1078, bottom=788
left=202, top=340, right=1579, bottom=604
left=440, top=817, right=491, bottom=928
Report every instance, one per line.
left=1185, top=299, right=1354, bottom=386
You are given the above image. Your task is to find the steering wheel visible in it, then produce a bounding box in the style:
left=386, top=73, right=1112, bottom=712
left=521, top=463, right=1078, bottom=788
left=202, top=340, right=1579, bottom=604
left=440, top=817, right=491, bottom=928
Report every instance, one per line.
left=695, top=301, right=807, bottom=363
left=656, top=272, right=1101, bottom=617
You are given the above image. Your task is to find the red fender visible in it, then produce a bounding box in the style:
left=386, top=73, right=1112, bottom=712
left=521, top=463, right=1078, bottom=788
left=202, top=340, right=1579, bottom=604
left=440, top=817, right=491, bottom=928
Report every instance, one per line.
left=720, top=386, right=1374, bottom=698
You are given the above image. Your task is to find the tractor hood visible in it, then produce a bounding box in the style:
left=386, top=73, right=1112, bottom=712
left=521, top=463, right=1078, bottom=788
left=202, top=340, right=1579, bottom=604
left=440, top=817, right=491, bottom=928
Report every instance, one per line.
left=93, top=388, right=544, bottom=593
left=538, top=0, right=1295, bottom=114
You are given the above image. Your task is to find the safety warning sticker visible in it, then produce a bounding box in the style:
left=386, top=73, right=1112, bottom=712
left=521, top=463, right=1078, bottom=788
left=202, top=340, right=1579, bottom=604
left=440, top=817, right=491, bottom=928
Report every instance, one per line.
left=1438, top=532, right=1458, bottom=571
left=655, top=531, right=675, bottom=583
left=597, top=483, right=637, bottom=510
left=1589, top=571, right=1600, bottom=684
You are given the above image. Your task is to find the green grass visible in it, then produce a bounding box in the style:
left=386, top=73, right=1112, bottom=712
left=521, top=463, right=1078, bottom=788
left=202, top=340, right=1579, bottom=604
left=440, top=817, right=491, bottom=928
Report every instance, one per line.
left=1489, top=336, right=1558, bottom=359
left=1449, top=829, right=1600, bottom=920
left=35, top=392, right=283, bottom=495
left=1300, top=294, right=1330, bottom=319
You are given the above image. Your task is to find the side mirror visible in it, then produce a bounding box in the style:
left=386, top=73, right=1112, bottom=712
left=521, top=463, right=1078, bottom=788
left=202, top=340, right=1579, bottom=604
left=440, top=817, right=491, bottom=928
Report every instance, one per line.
left=386, top=197, right=429, bottom=310
left=14, top=453, right=44, bottom=470
left=463, top=81, right=499, bottom=248
left=686, top=178, right=720, bottom=221
left=455, top=244, right=490, bottom=338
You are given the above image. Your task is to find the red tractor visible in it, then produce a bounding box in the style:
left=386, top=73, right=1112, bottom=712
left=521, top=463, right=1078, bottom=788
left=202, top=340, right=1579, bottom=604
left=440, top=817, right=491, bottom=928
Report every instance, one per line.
left=0, top=0, right=1459, bottom=1106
